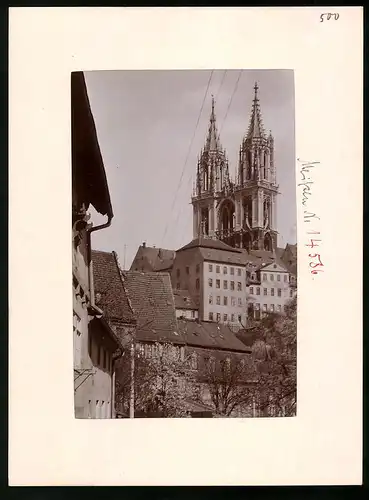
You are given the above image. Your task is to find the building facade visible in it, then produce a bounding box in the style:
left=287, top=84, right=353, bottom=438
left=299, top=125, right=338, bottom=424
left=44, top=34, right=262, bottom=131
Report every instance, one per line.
left=171, top=238, right=249, bottom=327
left=72, top=71, right=122, bottom=419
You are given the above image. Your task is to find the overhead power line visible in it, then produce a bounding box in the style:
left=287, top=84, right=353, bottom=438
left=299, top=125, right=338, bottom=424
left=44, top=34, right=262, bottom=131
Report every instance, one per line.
left=219, top=69, right=243, bottom=136
left=161, top=69, right=214, bottom=245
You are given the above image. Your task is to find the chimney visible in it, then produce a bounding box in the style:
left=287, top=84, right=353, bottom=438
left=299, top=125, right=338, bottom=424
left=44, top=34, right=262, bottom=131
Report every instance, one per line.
left=142, top=242, right=146, bottom=248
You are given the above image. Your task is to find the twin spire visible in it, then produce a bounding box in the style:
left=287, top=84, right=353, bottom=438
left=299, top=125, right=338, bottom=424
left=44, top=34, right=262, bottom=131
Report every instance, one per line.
left=203, top=82, right=268, bottom=153
left=204, top=95, right=222, bottom=153
left=246, top=82, right=266, bottom=139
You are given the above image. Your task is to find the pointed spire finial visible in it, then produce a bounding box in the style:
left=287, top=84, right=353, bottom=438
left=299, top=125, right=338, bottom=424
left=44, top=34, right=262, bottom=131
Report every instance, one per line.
left=246, top=82, right=265, bottom=139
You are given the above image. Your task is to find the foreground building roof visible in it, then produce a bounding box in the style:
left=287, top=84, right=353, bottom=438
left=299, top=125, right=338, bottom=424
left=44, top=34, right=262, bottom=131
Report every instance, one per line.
left=177, top=319, right=251, bottom=353
left=123, top=271, right=185, bottom=344
left=71, top=71, right=113, bottom=219
left=92, top=250, right=136, bottom=324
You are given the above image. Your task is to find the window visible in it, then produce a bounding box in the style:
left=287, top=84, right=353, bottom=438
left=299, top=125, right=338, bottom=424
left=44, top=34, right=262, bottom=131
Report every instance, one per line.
left=284, top=274, right=288, bottom=282
left=237, top=282, right=242, bottom=291
left=176, top=282, right=180, bottom=289
left=238, top=297, right=242, bottom=307
left=223, top=266, right=228, bottom=274
left=231, top=297, right=236, bottom=307
left=278, top=288, right=282, bottom=297
left=270, top=304, right=275, bottom=312
left=271, top=288, right=275, bottom=296
left=255, top=303, right=260, bottom=310
left=176, top=269, right=180, bottom=278
left=263, top=288, right=267, bottom=296
left=238, top=268, right=242, bottom=276
left=196, top=264, right=200, bottom=273
left=191, top=310, right=196, bottom=319
left=230, top=280, right=235, bottom=291
left=230, top=267, right=234, bottom=275
left=277, top=305, right=281, bottom=312
left=209, top=264, right=213, bottom=272
left=209, top=312, right=213, bottom=321
left=209, top=294, right=213, bottom=304
left=263, top=273, right=267, bottom=280
left=290, top=289, right=293, bottom=297
left=250, top=287, right=254, bottom=294
left=277, top=274, right=281, bottom=281
left=216, top=313, right=221, bottom=322
left=196, top=278, right=200, bottom=290
left=216, top=296, right=221, bottom=305
left=186, top=266, right=190, bottom=275
left=191, top=353, right=198, bottom=370
left=223, top=280, right=228, bottom=290
left=256, top=287, right=260, bottom=295
left=216, top=279, right=220, bottom=288
left=216, top=265, right=220, bottom=273
left=231, top=314, right=235, bottom=322
left=270, top=274, right=274, bottom=281
left=208, top=278, right=213, bottom=287
left=238, top=314, right=242, bottom=322
left=223, top=296, right=228, bottom=306
left=263, top=304, right=267, bottom=312
left=223, top=314, right=228, bottom=322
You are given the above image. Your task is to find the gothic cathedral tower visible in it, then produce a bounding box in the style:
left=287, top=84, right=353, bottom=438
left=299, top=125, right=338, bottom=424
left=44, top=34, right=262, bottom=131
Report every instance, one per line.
left=191, top=82, right=279, bottom=253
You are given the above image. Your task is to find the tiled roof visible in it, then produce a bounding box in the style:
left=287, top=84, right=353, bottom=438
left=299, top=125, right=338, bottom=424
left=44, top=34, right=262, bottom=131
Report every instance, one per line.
left=177, top=237, right=243, bottom=254
left=122, top=271, right=185, bottom=344
left=130, top=245, right=175, bottom=272
left=285, top=243, right=297, bottom=258
left=198, top=247, right=249, bottom=265
left=242, top=249, right=288, bottom=270
left=92, top=250, right=136, bottom=324
left=177, top=319, right=251, bottom=353
left=173, top=289, right=198, bottom=310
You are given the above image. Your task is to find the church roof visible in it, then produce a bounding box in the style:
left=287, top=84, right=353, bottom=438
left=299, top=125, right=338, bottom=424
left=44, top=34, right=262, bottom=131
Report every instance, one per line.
left=246, top=82, right=266, bottom=140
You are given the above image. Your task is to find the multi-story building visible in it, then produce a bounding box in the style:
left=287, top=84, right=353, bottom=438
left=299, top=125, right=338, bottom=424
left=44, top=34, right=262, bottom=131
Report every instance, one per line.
left=72, top=71, right=123, bottom=419
left=171, top=238, right=249, bottom=327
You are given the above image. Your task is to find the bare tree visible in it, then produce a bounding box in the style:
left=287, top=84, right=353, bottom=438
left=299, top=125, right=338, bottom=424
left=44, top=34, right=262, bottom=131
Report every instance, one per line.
left=115, top=341, right=194, bottom=417
left=197, top=354, right=257, bottom=417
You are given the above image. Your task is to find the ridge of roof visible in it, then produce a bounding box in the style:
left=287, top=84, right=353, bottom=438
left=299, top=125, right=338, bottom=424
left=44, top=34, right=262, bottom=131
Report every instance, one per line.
left=177, top=237, right=243, bottom=254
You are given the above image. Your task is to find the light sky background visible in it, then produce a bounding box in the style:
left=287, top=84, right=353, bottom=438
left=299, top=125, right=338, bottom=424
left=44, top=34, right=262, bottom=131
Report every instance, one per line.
left=84, top=69, right=296, bottom=269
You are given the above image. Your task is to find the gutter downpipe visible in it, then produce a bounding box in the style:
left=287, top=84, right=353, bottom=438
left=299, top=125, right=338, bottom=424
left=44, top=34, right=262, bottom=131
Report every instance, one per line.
left=87, top=214, right=113, bottom=316
left=86, top=214, right=115, bottom=416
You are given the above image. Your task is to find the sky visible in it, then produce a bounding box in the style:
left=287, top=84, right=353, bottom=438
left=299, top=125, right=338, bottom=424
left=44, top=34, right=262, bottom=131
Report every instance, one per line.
left=84, top=69, right=296, bottom=269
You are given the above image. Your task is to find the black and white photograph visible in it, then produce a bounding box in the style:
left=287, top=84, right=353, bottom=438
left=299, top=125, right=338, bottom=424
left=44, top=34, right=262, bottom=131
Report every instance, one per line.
left=72, top=69, right=297, bottom=419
